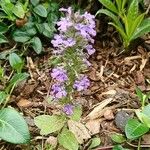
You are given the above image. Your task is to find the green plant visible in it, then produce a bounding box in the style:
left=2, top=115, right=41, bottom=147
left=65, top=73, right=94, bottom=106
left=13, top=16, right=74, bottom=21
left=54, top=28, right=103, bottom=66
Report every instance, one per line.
left=0, top=51, right=30, bottom=144
left=96, top=0, right=150, bottom=50
left=12, top=0, right=59, bottom=54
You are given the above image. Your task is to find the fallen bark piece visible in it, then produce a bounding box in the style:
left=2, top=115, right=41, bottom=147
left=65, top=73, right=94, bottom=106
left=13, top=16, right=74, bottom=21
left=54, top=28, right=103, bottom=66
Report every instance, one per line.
left=86, top=98, right=113, bottom=120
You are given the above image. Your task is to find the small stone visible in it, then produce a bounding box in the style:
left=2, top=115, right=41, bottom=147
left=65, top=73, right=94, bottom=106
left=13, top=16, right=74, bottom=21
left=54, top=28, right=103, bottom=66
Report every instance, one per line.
left=17, top=98, right=32, bottom=107
left=115, top=111, right=131, bottom=132
left=103, top=109, right=114, bottom=120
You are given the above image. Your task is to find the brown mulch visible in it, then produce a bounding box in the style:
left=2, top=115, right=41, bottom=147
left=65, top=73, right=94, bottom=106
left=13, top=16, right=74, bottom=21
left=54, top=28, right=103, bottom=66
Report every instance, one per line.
left=1, top=35, right=150, bottom=149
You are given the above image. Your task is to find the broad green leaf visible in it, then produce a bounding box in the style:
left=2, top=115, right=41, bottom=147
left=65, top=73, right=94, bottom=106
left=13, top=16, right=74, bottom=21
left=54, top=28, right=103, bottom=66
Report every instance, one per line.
left=125, top=119, right=149, bottom=140
left=0, top=107, right=30, bottom=144
left=13, top=23, right=37, bottom=43
left=70, top=106, right=82, bottom=121
left=6, top=73, right=29, bottom=93
left=8, top=53, right=23, bottom=73
left=0, top=22, right=8, bottom=33
left=110, top=133, right=126, bottom=143
left=0, top=34, right=8, bottom=44
left=31, top=37, right=42, bottom=54
left=30, top=0, right=39, bottom=6
left=127, top=0, right=138, bottom=22
left=0, top=91, right=7, bottom=104
left=129, top=13, right=145, bottom=39
left=89, top=137, right=101, bottom=149
left=13, top=31, right=31, bottom=43
left=143, top=104, right=150, bottom=117
left=98, top=0, right=118, bottom=14
left=1, top=1, right=16, bottom=21
left=132, top=18, right=150, bottom=40
left=12, top=2, right=25, bottom=18
left=136, top=111, right=150, bottom=128
left=42, top=23, right=56, bottom=38
left=33, top=4, right=47, bottom=17
left=34, top=115, right=66, bottom=135
left=58, top=128, right=79, bottom=150
left=96, top=9, right=122, bottom=28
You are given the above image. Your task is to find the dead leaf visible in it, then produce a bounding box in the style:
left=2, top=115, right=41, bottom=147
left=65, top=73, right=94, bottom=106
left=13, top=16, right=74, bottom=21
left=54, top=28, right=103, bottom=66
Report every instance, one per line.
left=68, top=120, right=91, bottom=144
left=86, top=98, right=113, bottom=120
left=103, top=109, right=114, bottom=120
left=85, top=119, right=103, bottom=135
left=46, top=136, right=57, bottom=148
left=17, top=98, right=32, bottom=107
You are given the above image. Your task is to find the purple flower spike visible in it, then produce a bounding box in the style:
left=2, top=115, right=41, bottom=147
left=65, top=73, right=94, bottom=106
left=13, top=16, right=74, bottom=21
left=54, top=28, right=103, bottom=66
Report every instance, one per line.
left=51, top=83, right=67, bottom=100
left=63, top=104, right=74, bottom=115
left=86, top=45, right=95, bottom=55
left=73, top=75, right=90, bottom=91
left=51, top=67, right=68, bottom=82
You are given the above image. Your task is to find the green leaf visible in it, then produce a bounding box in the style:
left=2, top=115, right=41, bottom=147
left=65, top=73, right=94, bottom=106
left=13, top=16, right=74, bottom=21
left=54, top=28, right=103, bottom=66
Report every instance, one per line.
left=70, top=106, right=82, bottom=121
left=96, top=9, right=122, bottom=27
left=13, top=31, right=31, bottom=43
left=110, top=133, right=126, bottom=143
left=135, top=87, right=144, bottom=102
left=113, top=145, right=129, bottom=150
left=1, top=1, right=16, bottom=21
left=0, top=91, right=7, bottom=104
left=33, top=4, right=47, bottom=17
left=89, top=137, right=101, bottom=149
left=132, top=18, right=150, bottom=40
left=129, top=13, right=145, bottom=39
left=6, top=73, right=29, bottom=93
left=136, top=111, right=150, bottom=128
left=98, top=0, right=118, bottom=13
left=127, top=0, right=138, bottom=22
left=0, top=107, right=30, bottom=144
left=34, top=115, right=66, bottom=135
left=58, top=128, right=79, bottom=150
left=13, top=23, right=37, bottom=43
left=8, top=53, right=23, bottom=73
left=30, top=37, right=42, bottom=54
left=0, top=34, right=8, bottom=44
left=109, top=22, right=127, bottom=43
left=143, top=104, right=150, bottom=117
left=12, top=2, right=25, bottom=18
left=125, top=119, right=149, bottom=140
left=42, top=23, right=56, bottom=38
left=30, top=0, right=39, bottom=6
left=0, top=22, right=8, bottom=33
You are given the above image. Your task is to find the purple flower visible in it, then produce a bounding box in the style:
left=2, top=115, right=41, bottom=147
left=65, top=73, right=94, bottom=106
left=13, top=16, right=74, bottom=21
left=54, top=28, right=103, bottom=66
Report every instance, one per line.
left=57, top=18, right=73, bottom=32
left=51, top=67, right=68, bottom=82
left=51, top=34, right=75, bottom=48
left=86, top=45, right=95, bottom=55
left=73, top=75, right=90, bottom=91
left=51, top=83, right=67, bottom=99
left=59, top=7, right=72, bottom=16
left=82, top=12, right=96, bottom=28
left=83, top=58, right=91, bottom=66
left=63, top=104, right=74, bottom=115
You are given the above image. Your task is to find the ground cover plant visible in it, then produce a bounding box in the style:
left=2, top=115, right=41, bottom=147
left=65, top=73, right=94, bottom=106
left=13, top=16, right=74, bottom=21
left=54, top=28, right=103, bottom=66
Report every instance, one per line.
left=0, top=0, right=150, bottom=149
left=96, top=0, right=150, bottom=51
